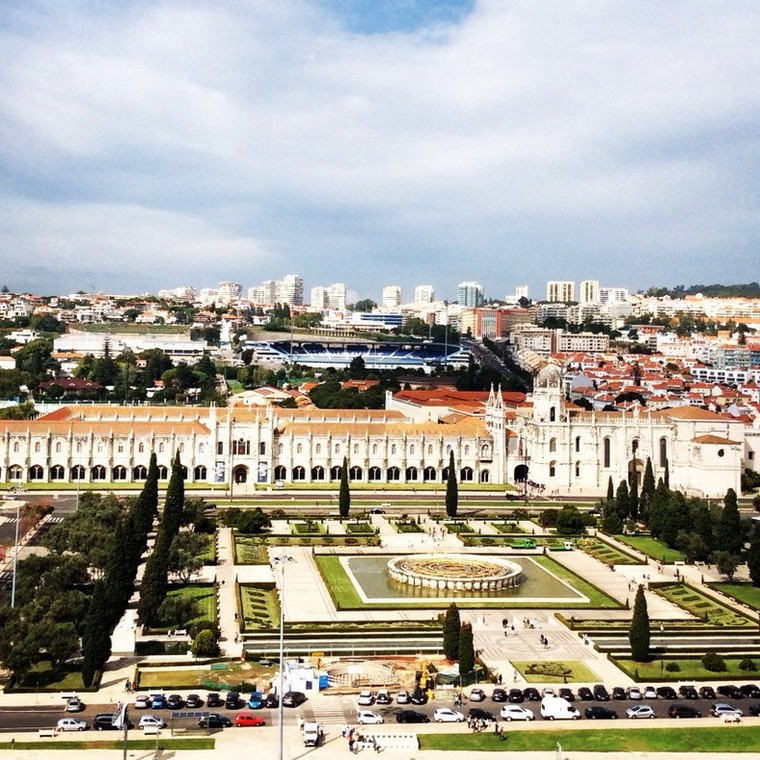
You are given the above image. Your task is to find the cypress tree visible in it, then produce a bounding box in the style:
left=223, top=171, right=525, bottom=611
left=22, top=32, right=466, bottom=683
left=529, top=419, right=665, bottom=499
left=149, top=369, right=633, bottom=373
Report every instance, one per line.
left=339, top=456, right=350, bottom=518
left=80, top=581, right=114, bottom=686
left=615, top=479, right=630, bottom=520
left=458, top=622, right=475, bottom=683
left=445, top=451, right=458, bottom=518
left=161, top=453, right=185, bottom=539
left=716, top=488, right=743, bottom=555
left=629, top=470, right=639, bottom=521
left=639, top=458, right=655, bottom=522
left=748, top=528, right=760, bottom=587
left=628, top=584, right=651, bottom=662
left=443, top=602, right=461, bottom=661
left=606, top=477, right=615, bottom=501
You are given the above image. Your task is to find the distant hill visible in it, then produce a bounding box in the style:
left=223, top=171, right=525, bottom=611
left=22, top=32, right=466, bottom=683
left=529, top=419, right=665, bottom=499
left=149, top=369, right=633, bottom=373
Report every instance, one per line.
left=646, top=282, right=760, bottom=298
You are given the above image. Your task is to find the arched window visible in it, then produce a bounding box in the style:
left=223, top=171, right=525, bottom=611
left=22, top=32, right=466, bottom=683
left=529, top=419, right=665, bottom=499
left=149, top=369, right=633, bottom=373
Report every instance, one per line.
left=292, top=466, right=305, bottom=480
left=460, top=467, right=474, bottom=482
left=8, top=464, right=23, bottom=480
left=194, top=465, right=207, bottom=481
left=603, top=437, right=611, bottom=468
left=258, top=442, right=265, bottom=455
left=296, top=443, right=303, bottom=454
left=391, top=444, right=397, bottom=455
left=157, top=465, right=168, bottom=479
left=34, top=442, right=41, bottom=453
left=158, top=442, right=165, bottom=453
left=179, top=442, right=185, bottom=453
left=480, top=470, right=490, bottom=483
left=13, top=441, right=19, bottom=453
left=71, top=465, right=85, bottom=481
left=311, top=466, right=325, bottom=481
left=575, top=436, right=580, bottom=453
left=29, top=464, right=44, bottom=480
left=428, top=445, right=433, bottom=455
left=112, top=465, right=127, bottom=481
left=138, top=442, right=145, bottom=453
left=315, top=444, right=321, bottom=454
left=199, top=443, right=205, bottom=454
left=349, top=466, right=363, bottom=480
left=464, top=445, right=470, bottom=455
left=50, top=464, right=65, bottom=481
left=424, top=466, right=437, bottom=482
left=133, top=465, right=147, bottom=480
left=76, top=441, right=83, bottom=454
left=659, top=437, right=668, bottom=468
left=55, top=441, right=62, bottom=453
left=92, top=465, right=106, bottom=481
left=575, top=461, right=580, bottom=478
left=330, top=465, right=342, bottom=480
left=217, top=441, right=223, bottom=456
left=446, top=444, right=452, bottom=454
left=278, top=444, right=283, bottom=455
left=550, top=406, right=556, bottom=422
left=353, top=444, right=359, bottom=454
left=368, top=466, right=382, bottom=481
left=549, top=438, right=557, bottom=453
left=372, top=444, right=378, bottom=455
left=480, top=444, right=491, bottom=459
left=409, top=445, right=415, bottom=455
left=387, top=466, right=400, bottom=481
left=274, top=465, right=287, bottom=480
left=549, top=461, right=557, bottom=478
left=405, top=467, right=418, bottom=481
left=335, top=443, right=341, bottom=454
left=632, top=438, right=639, bottom=454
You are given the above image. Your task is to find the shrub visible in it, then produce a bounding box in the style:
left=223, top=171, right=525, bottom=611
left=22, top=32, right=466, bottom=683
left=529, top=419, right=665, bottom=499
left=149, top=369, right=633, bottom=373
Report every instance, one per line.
left=665, top=661, right=681, bottom=672
left=702, top=652, right=727, bottom=672
left=739, top=658, right=758, bottom=672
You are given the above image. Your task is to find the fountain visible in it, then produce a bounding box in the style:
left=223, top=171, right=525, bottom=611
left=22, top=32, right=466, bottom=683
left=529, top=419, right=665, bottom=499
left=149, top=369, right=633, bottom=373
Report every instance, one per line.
left=387, top=553, right=522, bottom=592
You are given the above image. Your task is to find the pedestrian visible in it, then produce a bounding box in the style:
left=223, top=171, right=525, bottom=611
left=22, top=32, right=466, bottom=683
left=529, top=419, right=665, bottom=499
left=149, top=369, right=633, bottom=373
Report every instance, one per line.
left=499, top=726, right=505, bottom=741
left=494, top=721, right=499, bottom=735
left=498, top=674, right=503, bottom=685
left=125, top=679, right=131, bottom=692
left=349, top=738, right=355, bottom=754
left=511, top=624, right=515, bottom=635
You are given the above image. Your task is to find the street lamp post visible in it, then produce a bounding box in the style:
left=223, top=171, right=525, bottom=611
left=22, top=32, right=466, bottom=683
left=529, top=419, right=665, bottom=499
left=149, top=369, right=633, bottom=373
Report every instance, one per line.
left=273, top=553, right=293, bottom=760
left=10, top=488, right=25, bottom=608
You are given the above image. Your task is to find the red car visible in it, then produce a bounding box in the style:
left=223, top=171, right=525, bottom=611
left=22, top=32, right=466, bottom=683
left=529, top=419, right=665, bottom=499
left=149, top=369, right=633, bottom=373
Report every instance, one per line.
left=234, top=712, right=266, bottom=727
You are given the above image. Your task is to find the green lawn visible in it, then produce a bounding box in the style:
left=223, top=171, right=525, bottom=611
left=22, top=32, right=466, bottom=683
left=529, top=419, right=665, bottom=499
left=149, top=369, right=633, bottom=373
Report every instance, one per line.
left=153, top=584, right=216, bottom=629
left=655, top=583, right=754, bottom=626
left=12, top=661, right=93, bottom=692
left=512, top=659, right=600, bottom=683
left=444, top=522, right=474, bottom=533
left=292, top=521, right=324, bottom=534
left=345, top=522, right=375, bottom=534
left=490, top=522, right=522, bottom=534
left=234, top=537, right=270, bottom=564
left=420, top=726, right=760, bottom=752
left=532, top=555, right=622, bottom=608
left=616, top=656, right=760, bottom=680
left=614, top=534, right=686, bottom=563
left=240, top=583, right=280, bottom=630
left=394, top=520, right=424, bottom=533
left=578, top=537, right=639, bottom=566
left=713, top=582, right=760, bottom=611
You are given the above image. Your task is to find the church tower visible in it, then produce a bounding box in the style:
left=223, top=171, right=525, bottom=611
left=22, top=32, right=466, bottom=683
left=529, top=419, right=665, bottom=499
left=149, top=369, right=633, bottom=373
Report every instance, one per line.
left=531, top=362, right=564, bottom=423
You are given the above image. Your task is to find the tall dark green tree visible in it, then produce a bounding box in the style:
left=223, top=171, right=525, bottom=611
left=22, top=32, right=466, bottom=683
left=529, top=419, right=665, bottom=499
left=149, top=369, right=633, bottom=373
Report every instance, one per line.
left=443, top=602, right=461, bottom=661
left=458, top=622, right=475, bottom=683
left=615, top=479, right=630, bottom=520
left=716, top=488, right=743, bottom=555
left=339, top=456, right=350, bottom=518
left=639, top=458, right=655, bottom=522
left=80, top=582, right=114, bottom=687
left=628, top=584, right=651, bottom=662
left=445, top=451, right=458, bottom=518
left=747, top=527, right=760, bottom=587
left=606, top=477, right=615, bottom=501
left=629, top=470, right=639, bottom=520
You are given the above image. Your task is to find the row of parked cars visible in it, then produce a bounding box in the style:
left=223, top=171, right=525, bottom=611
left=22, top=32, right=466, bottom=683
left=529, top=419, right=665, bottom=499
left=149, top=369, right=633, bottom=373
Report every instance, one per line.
left=134, top=690, right=307, bottom=711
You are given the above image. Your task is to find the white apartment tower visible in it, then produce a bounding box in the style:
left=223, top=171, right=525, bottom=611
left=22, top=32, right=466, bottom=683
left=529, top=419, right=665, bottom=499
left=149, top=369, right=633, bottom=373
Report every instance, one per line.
left=275, top=274, right=304, bottom=306
left=310, top=286, right=327, bottom=310
left=326, top=283, right=347, bottom=311
left=216, top=281, right=243, bottom=305
left=546, top=280, right=575, bottom=303
left=248, top=281, right=277, bottom=306
left=515, top=285, right=529, bottom=302
left=382, top=285, right=402, bottom=309
left=579, top=280, right=600, bottom=305
left=414, top=285, right=435, bottom=305
left=457, top=281, right=485, bottom=308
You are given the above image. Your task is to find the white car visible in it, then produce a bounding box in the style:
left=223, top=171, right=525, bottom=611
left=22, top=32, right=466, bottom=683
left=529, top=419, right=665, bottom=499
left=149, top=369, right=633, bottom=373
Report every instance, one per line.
left=627, top=687, right=642, bottom=700
left=710, top=703, right=743, bottom=718
left=542, top=687, right=556, bottom=697
left=65, top=696, right=84, bottom=712
left=433, top=707, right=465, bottom=723
left=626, top=704, right=656, bottom=719
left=643, top=686, right=657, bottom=700
left=138, top=715, right=167, bottom=730
left=57, top=718, right=87, bottom=731
left=469, top=688, right=486, bottom=702
left=357, top=711, right=384, bottom=725
left=134, top=695, right=151, bottom=709
left=357, top=691, right=375, bottom=706
left=396, top=690, right=410, bottom=704
left=500, top=705, right=535, bottom=721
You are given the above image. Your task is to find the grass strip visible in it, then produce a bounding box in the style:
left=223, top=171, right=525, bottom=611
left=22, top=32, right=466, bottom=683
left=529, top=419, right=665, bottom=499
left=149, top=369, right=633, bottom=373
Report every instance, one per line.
left=0, top=738, right=214, bottom=750
left=419, top=726, right=760, bottom=752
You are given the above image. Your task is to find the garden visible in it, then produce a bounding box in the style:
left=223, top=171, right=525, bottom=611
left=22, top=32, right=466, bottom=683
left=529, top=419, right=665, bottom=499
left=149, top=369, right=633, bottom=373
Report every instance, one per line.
left=239, top=583, right=280, bottom=631
left=654, top=583, right=756, bottom=626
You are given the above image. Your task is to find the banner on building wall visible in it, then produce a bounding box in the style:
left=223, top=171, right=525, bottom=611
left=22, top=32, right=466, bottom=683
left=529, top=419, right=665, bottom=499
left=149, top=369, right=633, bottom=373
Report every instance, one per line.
left=258, top=461, right=268, bottom=483
left=215, top=461, right=225, bottom=483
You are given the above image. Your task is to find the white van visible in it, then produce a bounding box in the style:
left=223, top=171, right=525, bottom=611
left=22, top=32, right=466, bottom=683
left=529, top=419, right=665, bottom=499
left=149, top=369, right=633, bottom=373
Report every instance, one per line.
left=540, top=696, right=581, bottom=720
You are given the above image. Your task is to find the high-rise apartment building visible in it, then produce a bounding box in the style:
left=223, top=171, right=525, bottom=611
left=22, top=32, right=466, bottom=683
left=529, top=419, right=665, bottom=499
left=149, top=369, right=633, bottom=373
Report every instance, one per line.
left=515, top=285, right=529, bottom=302
left=248, top=281, right=277, bottom=306
left=275, top=274, right=304, bottom=306
left=599, top=287, right=630, bottom=304
left=326, top=283, right=346, bottom=311
left=457, top=281, right=484, bottom=308
left=546, top=280, right=575, bottom=303
left=216, top=281, right=243, bottom=305
left=310, top=286, right=327, bottom=310
left=579, top=280, right=600, bottom=305
left=382, top=285, right=402, bottom=309
left=414, top=285, right=435, bottom=305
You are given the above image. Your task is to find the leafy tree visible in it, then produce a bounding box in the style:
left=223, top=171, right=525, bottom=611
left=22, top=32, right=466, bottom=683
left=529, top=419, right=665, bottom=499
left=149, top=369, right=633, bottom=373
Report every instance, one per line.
left=716, top=488, right=743, bottom=555
left=445, top=451, right=458, bottom=518
left=602, top=513, right=624, bottom=534
left=14, top=338, right=54, bottom=376
left=555, top=505, right=585, bottom=535
left=702, top=651, right=727, bottom=672
left=628, top=584, right=651, bottom=662
left=443, top=603, right=461, bottom=661
left=748, top=527, right=760, bottom=587
left=158, top=594, right=199, bottom=628
left=191, top=628, right=219, bottom=657
left=0, top=609, right=39, bottom=680
left=713, top=550, right=741, bottom=581
left=80, top=582, right=114, bottom=686
left=167, top=533, right=208, bottom=582
left=339, top=456, right=351, bottom=518
left=222, top=507, right=270, bottom=534
left=458, top=622, right=475, bottom=683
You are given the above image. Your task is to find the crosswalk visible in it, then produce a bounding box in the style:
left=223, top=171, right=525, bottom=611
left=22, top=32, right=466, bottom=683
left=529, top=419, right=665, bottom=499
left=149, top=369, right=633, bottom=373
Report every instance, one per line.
left=305, top=695, right=354, bottom=725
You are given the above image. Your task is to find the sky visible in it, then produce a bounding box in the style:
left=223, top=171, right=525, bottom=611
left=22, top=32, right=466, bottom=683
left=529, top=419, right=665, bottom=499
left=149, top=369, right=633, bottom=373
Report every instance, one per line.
left=1, top=0, right=759, bottom=303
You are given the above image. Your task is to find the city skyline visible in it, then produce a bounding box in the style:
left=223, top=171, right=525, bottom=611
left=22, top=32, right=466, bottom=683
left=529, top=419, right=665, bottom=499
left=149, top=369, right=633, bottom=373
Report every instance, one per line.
left=1, top=1, right=758, bottom=299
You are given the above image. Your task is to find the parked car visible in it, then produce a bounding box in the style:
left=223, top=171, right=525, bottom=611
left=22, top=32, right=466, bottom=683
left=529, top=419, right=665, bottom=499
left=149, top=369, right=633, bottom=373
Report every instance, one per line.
left=186, top=694, right=203, bottom=708
left=166, top=694, right=184, bottom=709
left=150, top=694, right=166, bottom=710
left=65, top=696, right=84, bottom=712
left=234, top=712, right=266, bottom=727
left=282, top=691, right=307, bottom=707
left=523, top=687, right=541, bottom=701
left=628, top=686, right=643, bottom=700
left=491, top=688, right=508, bottom=702
left=740, top=684, right=760, bottom=698
left=433, top=707, right=465, bottom=723
left=410, top=688, right=428, bottom=705
left=668, top=704, right=701, bottom=718
left=396, top=690, right=410, bottom=704
left=593, top=685, right=610, bottom=701
left=626, top=704, right=656, bottom=719
left=134, top=695, right=151, bottom=709
left=57, top=718, right=88, bottom=732
left=717, top=685, right=743, bottom=700
left=225, top=692, right=240, bottom=709
left=577, top=687, right=594, bottom=701
left=643, top=686, right=658, bottom=700
left=94, top=714, right=119, bottom=731
left=468, top=708, right=496, bottom=723
left=542, top=687, right=556, bottom=698
left=357, top=711, right=384, bottom=725
left=357, top=691, right=375, bottom=706
left=585, top=706, right=618, bottom=720
left=396, top=710, right=429, bottom=723
left=678, top=685, right=698, bottom=700
left=559, top=688, right=575, bottom=702
left=748, top=703, right=760, bottom=717
left=699, top=686, right=716, bottom=700
left=469, top=688, right=486, bottom=702
left=611, top=687, right=626, bottom=700
left=540, top=697, right=581, bottom=721
left=264, top=693, right=279, bottom=708
left=247, top=692, right=264, bottom=709
left=138, top=715, right=166, bottom=730
left=198, top=713, right=232, bottom=729
left=499, top=705, right=534, bottom=721
left=710, top=702, right=743, bottom=718
left=376, top=690, right=392, bottom=705
left=657, top=686, right=678, bottom=700
left=207, top=693, right=224, bottom=708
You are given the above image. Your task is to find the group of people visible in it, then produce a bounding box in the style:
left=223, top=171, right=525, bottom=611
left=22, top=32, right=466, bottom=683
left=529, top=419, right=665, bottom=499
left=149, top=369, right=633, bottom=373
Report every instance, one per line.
left=539, top=633, right=550, bottom=649
left=343, top=725, right=379, bottom=754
